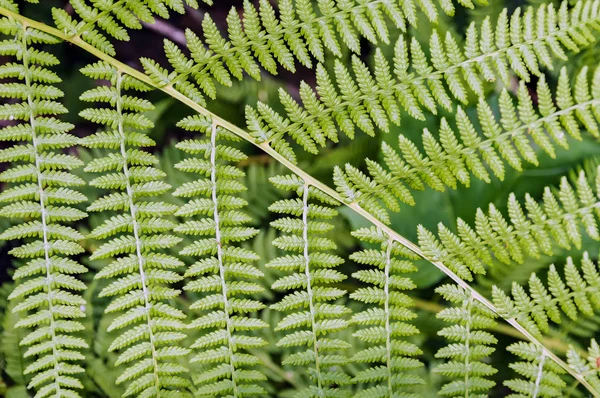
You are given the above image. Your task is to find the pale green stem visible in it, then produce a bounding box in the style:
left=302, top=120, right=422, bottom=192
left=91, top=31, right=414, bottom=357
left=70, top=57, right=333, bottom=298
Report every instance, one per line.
left=1, top=7, right=597, bottom=396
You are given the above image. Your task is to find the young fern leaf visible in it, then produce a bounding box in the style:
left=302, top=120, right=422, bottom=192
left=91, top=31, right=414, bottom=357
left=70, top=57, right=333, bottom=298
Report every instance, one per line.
left=52, top=0, right=199, bottom=56
left=247, top=1, right=600, bottom=154
left=268, top=176, right=351, bottom=397
left=349, top=227, right=424, bottom=397
left=139, top=0, right=485, bottom=109
left=434, top=284, right=498, bottom=397
left=417, top=169, right=600, bottom=281
left=79, top=62, right=191, bottom=397
left=0, top=15, right=89, bottom=398
left=332, top=66, right=600, bottom=225
left=172, top=116, right=268, bottom=397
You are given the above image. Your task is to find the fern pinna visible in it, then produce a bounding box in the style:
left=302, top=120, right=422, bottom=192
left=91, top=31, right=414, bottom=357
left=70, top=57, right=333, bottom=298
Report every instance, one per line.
left=268, top=175, right=351, bottom=397
left=349, top=227, right=423, bottom=397
left=172, top=116, right=268, bottom=397
left=0, top=11, right=89, bottom=398
left=79, top=62, right=190, bottom=397
left=434, top=284, right=498, bottom=397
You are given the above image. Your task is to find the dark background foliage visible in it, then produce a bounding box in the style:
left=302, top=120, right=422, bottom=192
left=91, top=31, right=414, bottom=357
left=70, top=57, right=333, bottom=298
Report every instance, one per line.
left=1, top=0, right=600, bottom=396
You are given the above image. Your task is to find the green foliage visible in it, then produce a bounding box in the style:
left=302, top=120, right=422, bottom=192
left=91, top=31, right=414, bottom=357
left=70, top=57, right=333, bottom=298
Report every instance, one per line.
left=2, top=1, right=600, bottom=397
left=173, top=116, right=268, bottom=397
left=333, top=66, right=600, bottom=224
left=141, top=0, right=487, bottom=110
left=349, top=227, right=424, bottom=397
left=53, top=0, right=200, bottom=56
left=247, top=1, right=600, bottom=157
left=268, top=175, right=352, bottom=397
left=79, top=62, right=190, bottom=396
left=417, top=170, right=600, bottom=281
left=434, top=284, right=498, bottom=397
left=492, top=252, right=600, bottom=337
left=0, top=12, right=90, bottom=398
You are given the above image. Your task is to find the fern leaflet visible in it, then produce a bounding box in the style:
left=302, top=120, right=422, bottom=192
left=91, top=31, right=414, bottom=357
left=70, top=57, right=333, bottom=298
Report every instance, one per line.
left=0, top=14, right=89, bottom=398
left=79, top=62, right=190, bottom=397
left=52, top=0, right=199, bottom=56
left=268, top=176, right=351, bottom=397
left=173, top=116, right=268, bottom=397
left=434, top=284, right=498, bottom=397
left=349, top=227, right=424, bottom=397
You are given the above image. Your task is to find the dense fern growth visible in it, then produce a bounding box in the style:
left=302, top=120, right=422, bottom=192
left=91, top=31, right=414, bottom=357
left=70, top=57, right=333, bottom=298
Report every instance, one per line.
left=79, top=62, right=190, bottom=397
left=434, top=285, right=498, bottom=397
left=268, top=176, right=351, bottom=397
left=349, top=227, right=423, bottom=397
left=247, top=1, right=600, bottom=155
left=5, top=0, right=600, bottom=396
left=0, top=13, right=89, bottom=398
left=172, top=117, right=268, bottom=397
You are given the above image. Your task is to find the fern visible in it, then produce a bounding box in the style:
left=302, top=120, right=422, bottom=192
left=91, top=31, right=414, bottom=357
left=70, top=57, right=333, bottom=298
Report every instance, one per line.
left=0, top=11, right=90, bottom=398
left=4, top=1, right=600, bottom=396
left=172, top=116, right=268, bottom=397
left=567, top=339, right=600, bottom=393
left=268, top=175, right=351, bottom=397
left=52, top=0, right=200, bottom=56
left=79, top=61, right=190, bottom=397
left=491, top=253, right=600, bottom=395
left=247, top=0, right=600, bottom=155
left=139, top=0, right=487, bottom=109
left=504, top=341, right=567, bottom=397
left=349, top=226, right=424, bottom=397
left=434, top=284, right=498, bottom=397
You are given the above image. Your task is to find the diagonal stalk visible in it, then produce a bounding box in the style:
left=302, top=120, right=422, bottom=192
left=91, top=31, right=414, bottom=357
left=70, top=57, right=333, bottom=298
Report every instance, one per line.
left=1, top=7, right=598, bottom=395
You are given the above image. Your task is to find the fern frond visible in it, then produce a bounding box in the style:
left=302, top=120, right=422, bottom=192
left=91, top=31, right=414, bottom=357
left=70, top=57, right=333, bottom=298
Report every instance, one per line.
left=492, top=253, right=600, bottom=338
left=504, top=342, right=566, bottom=397
left=173, top=116, right=268, bottom=397
left=80, top=62, right=191, bottom=396
left=434, top=284, right=498, bottom=397
left=52, top=0, right=199, bottom=56
left=417, top=169, right=600, bottom=281
left=268, top=176, right=352, bottom=397
left=0, top=15, right=89, bottom=398
left=247, top=1, right=600, bottom=153
left=332, top=66, right=600, bottom=225
left=349, top=227, right=424, bottom=397
left=141, top=0, right=486, bottom=112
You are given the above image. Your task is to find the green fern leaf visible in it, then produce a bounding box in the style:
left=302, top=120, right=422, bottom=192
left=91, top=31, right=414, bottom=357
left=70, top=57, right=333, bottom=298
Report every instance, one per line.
left=80, top=61, right=190, bottom=396
left=173, top=115, right=268, bottom=397
left=0, top=13, right=89, bottom=398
